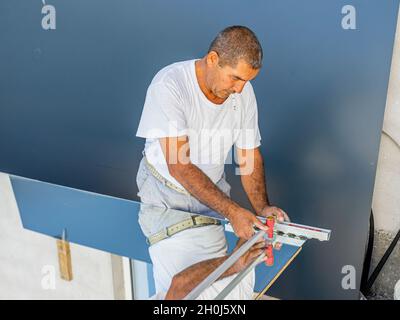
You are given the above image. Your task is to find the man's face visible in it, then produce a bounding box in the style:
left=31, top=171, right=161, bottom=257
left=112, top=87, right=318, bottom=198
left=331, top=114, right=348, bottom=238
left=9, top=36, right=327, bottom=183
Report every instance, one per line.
left=205, top=52, right=260, bottom=99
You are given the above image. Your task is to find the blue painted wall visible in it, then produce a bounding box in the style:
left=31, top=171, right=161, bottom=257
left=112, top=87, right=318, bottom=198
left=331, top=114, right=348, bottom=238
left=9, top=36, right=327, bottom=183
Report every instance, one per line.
left=0, top=0, right=398, bottom=298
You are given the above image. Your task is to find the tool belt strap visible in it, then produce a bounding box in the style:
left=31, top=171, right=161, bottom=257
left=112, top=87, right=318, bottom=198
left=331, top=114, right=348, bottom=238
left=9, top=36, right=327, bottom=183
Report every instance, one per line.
left=147, top=215, right=221, bottom=246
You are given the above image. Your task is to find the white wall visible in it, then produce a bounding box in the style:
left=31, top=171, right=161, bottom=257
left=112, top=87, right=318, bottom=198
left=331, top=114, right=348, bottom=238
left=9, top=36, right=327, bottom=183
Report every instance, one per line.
left=0, top=172, right=125, bottom=300
left=372, top=7, right=400, bottom=234
left=368, top=7, right=400, bottom=299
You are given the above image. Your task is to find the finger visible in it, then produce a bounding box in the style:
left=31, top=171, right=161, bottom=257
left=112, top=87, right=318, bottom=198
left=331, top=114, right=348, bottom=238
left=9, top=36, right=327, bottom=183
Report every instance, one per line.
left=253, top=241, right=266, bottom=250
left=250, top=248, right=265, bottom=259
left=248, top=222, right=257, bottom=237
left=253, top=217, right=268, bottom=231
left=255, top=237, right=266, bottom=245
left=276, top=209, right=285, bottom=223
left=274, top=242, right=282, bottom=250
left=282, top=210, right=291, bottom=222
left=274, top=208, right=289, bottom=222
left=256, top=248, right=265, bottom=257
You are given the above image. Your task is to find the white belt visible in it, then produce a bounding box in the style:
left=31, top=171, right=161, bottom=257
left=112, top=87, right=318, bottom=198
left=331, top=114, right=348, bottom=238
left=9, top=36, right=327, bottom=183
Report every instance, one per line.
left=147, top=215, right=221, bottom=246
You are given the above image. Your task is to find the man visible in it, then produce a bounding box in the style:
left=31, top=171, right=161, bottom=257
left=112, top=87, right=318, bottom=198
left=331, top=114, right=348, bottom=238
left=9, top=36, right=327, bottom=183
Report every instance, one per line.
left=136, top=25, right=289, bottom=240
left=137, top=26, right=286, bottom=239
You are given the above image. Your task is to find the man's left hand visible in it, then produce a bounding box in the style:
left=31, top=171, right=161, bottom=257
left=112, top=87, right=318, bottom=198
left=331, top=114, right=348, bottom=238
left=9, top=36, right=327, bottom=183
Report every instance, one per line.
left=259, top=205, right=290, bottom=223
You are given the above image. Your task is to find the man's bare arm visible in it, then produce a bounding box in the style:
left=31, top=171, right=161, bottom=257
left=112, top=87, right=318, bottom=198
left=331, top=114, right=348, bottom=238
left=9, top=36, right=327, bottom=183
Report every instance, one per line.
left=237, top=147, right=269, bottom=215
left=159, top=136, right=267, bottom=239
left=237, top=147, right=290, bottom=221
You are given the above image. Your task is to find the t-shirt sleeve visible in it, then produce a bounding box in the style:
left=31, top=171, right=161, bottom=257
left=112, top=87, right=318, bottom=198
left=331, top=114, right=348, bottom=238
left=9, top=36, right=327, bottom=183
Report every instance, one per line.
left=234, top=83, right=262, bottom=149
left=136, top=81, right=187, bottom=138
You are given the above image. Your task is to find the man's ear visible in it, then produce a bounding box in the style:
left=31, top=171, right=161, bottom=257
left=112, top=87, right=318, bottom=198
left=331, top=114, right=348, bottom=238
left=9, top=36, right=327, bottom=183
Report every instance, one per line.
left=206, top=51, right=220, bottom=67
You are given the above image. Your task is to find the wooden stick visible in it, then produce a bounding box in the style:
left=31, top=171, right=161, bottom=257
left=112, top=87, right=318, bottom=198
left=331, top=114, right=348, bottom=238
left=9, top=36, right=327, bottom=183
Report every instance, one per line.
left=57, top=239, right=73, bottom=281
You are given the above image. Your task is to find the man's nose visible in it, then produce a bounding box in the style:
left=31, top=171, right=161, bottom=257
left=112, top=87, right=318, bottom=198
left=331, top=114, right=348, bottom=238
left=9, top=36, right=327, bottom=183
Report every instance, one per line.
left=233, top=81, right=246, bottom=94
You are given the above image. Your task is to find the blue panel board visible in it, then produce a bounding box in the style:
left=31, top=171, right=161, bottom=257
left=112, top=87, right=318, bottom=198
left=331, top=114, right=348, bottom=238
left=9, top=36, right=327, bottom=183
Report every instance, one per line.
left=10, top=174, right=303, bottom=296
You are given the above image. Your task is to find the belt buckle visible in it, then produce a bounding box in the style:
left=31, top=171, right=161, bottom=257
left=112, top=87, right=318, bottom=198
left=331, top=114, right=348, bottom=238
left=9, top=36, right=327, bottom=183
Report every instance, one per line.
left=160, top=228, right=169, bottom=240
left=191, top=215, right=198, bottom=226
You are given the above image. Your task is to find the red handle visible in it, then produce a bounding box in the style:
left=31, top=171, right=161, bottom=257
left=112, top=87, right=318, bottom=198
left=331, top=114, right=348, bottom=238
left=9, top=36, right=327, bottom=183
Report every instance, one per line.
left=265, top=216, right=275, bottom=266
left=265, top=244, right=274, bottom=266
left=266, top=216, right=275, bottom=239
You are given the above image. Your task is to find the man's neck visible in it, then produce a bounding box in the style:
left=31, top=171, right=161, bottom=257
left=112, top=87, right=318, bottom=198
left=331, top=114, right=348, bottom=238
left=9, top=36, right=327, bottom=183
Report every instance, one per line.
left=195, top=59, right=227, bottom=105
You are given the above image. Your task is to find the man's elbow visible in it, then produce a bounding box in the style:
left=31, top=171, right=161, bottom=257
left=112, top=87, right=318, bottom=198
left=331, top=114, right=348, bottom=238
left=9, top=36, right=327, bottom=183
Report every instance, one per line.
left=167, top=162, right=188, bottom=180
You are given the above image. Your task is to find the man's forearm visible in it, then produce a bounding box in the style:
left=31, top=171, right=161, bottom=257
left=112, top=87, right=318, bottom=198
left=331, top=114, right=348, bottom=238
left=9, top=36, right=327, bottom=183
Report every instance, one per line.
left=240, top=151, right=269, bottom=214
left=169, top=163, right=241, bottom=219
left=165, top=255, right=239, bottom=300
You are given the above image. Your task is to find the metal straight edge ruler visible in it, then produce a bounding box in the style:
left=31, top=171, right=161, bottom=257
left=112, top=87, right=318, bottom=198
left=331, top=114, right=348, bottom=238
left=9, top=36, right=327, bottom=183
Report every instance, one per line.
left=185, top=219, right=331, bottom=300
left=224, top=220, right=331, bottom=245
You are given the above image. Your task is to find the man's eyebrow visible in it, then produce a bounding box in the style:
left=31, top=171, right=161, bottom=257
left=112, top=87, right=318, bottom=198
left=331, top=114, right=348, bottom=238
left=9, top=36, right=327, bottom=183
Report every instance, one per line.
left=232, top=75, right=246, bottom=81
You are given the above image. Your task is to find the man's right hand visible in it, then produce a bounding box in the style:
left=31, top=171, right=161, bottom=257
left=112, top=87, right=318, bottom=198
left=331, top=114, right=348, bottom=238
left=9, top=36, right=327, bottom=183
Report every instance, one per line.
left=228, top=207, right=268, bottom=239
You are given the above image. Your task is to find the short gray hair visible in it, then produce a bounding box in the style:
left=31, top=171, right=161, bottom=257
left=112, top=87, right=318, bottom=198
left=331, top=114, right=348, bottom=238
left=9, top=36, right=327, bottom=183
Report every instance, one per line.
left=208, top=25, right=263, bottom=69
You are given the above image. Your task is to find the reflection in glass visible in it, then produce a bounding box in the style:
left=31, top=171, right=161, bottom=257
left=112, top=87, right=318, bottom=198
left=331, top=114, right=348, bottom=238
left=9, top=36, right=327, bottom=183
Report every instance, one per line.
left=138, top=203, right=264, bottom=300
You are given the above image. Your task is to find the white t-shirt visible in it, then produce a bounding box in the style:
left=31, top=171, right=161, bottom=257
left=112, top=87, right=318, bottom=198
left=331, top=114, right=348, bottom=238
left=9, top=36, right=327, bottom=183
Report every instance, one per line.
left=136, top=59, right=261, bottom=189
